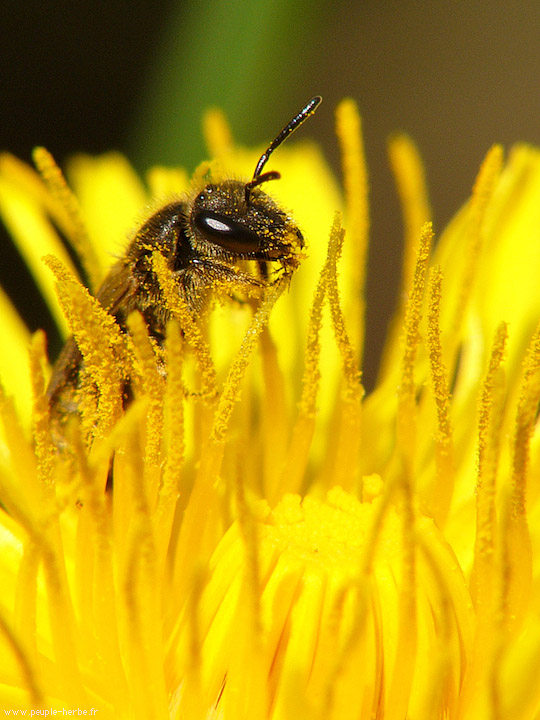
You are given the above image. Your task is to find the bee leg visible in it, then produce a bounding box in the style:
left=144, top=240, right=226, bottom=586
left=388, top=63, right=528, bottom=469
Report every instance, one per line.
left=258, top=260, right=269, bottom=281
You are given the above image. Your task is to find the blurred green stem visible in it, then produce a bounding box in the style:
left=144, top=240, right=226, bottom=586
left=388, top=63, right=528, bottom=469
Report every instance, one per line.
left=129, top=0, right=327, bottom=172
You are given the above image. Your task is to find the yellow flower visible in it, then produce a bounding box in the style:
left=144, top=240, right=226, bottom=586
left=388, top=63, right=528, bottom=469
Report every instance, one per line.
left=1, top=99, right=540, bottom=719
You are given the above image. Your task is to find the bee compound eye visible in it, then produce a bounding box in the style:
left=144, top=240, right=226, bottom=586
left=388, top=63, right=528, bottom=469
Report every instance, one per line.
left=194, top=210, right=261, bottom=253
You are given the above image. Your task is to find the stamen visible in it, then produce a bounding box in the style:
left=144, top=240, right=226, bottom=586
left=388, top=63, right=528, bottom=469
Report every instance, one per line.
left=381, top=135, right=431, bottom=382
left=210, top=282, right=284, bottom=445
left=398, top=221, right=434, bottom=458
left=158, top=319, right=184, bottom=523
left=393, top=222, right=433, bottom=707
left=45, top=255, right=125, bottom=440
left=326, top=216, right=363, bottom=397
left=151, top=251, right=217, bottom=400
left=29, top=330, right=54, bottom=488
left=388, top=134, right=431, bottom=296
left=126, top=312, right=164, bottom=485
left=476, top=322, right=508, bottom=500
left=32, top=147, right=101, bottom=291
left=416, top=536, right=455, bottom=716
left=498, top=319, right=540, bottom=626
left=426, top=267, right=454, bottom=526
left=170, top=284, right=284, bottom=606
left=471, top=323, right=507, bottom=611
left=450, top=145, right=503, bottom=337
left=325, top=214, right=364, bottom=490
left=259, top=328, right=289, bottom=503
left=278, top=225, right=328, bottom=495
left=335, top=98, right=369, bottom=359
left=513, top=322, right=540, bottom=503
left=0, top=386, right=38, bottom=497
left=120, top=419, right=168, bottom=718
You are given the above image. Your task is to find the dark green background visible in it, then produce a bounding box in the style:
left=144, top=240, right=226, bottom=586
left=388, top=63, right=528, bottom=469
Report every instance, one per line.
left=2, top=1, right=539, bottom=389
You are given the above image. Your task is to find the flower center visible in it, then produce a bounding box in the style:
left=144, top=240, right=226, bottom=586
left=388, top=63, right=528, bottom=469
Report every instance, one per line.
left=260, top=486, right=400, bottom=580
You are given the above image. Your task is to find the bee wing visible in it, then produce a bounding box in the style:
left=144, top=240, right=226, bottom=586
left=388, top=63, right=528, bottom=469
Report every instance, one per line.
left=95, top=258, right=138, bottom=317
left=47, top=335, right=81, bottom=404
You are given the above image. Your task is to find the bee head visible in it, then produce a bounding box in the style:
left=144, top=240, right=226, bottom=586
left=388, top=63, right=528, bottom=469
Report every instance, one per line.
left=189, top=180, right=303, bottom=271
left=188, top=96, right=322, bottom=274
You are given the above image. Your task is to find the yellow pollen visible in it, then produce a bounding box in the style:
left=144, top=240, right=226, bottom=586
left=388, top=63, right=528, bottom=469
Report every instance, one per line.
left=322, top=215, right=364, bottom=492
left=450, top=144, right=503, bottom=337
left=391, top=221, right=434, bottom=718
left=44, top=255, right=126, bottom=440
left=126, top=312, right=165, bottom=492
left=398, top=221, right=433, bottom=458
left=209, top=281, right=284, bottom=445
left=32, top=147, right=101, bottom=291
left=278, top=216, right=334, bottom=496
left=513, top=318, right=540, bottom=513
left=159, top=319, right=184, bottom=515
left=426, top=266, right=454, bottom=526
left=325, top=216, right=362, bottom=400
left=380, top=134, right=431, bottom=381
left=152, top=250, right=217, bottom=399
left=472, top=322, right=508, bottom=606
left=476, top=322, right=508, bottom=495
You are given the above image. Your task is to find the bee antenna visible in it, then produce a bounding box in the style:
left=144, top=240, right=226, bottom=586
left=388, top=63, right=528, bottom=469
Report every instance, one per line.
left=244, top=95, right=322, bottom=204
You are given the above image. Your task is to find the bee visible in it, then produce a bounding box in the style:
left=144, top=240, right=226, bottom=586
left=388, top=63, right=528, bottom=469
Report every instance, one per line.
left=47, top=96, right=322, bottom=424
